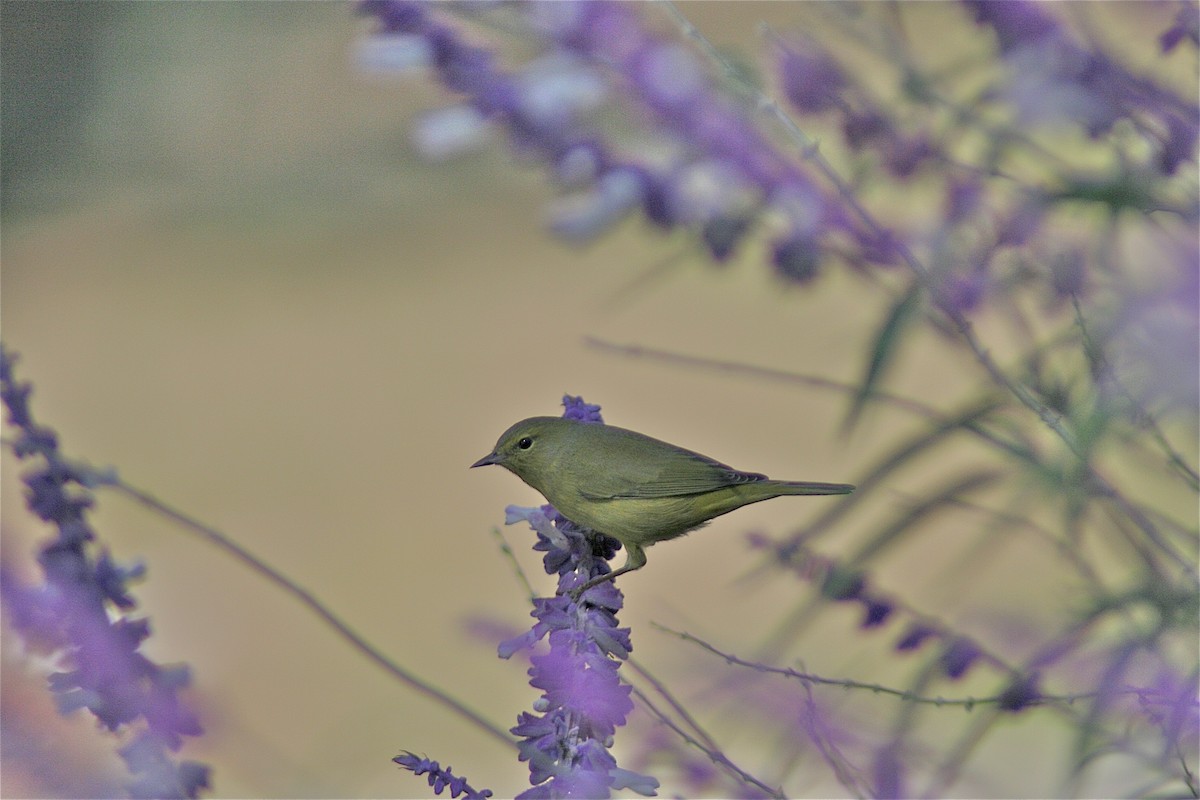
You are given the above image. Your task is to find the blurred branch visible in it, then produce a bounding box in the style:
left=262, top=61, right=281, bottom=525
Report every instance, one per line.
left=585, top=335, right=940, bottom=420
left=844, top=469, right=1000, bottom=566
left=627, top=682, right=786, bottom=799
left=490, top=525, right=536, bottom=603
left=584, top=336, right=1030, bottom=467
left=657, top=624, right=1030, bottom=709
left=1070, top=295, right=1200, bottom=491
left=656, top=0, right=1194, bottom=579
left=624, top=658, right=787, bottom=799
left=104, top=477, right=517, bottom=751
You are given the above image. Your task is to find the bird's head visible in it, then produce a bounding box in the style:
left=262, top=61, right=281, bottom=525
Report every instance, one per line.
left=471, top=416, right=572, bottom=488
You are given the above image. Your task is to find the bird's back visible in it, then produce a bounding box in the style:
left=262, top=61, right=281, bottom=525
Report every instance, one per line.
left=534, top=421, right=800, bottom=545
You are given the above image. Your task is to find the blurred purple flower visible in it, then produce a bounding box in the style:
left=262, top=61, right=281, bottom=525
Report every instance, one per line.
left=944, top=177, right=985, bottom=225
left=1047, top=246, right=1088, bottom=303
left=872, top=744, right=906, bottom=799
left=778, top=37, right=937, bottom=181
left=0, top=345, right=208, bottom=798
left=358, top=0, right=892, bottom=280
left=842, top=108, right=891, bottom=152
left=1135, top=666, right=1200, bottom=758
left=935, top=267, right=989, bottom=315
left=994, top=196, right=1045, bottom=248
left=882, top=134, right=936, bottom=180
left=860, top=597, right=895, bottom=629
left=772, top=234, right=822, bottom=284
left=1107, top=255, right=1200, bottom=415
left=939, top=637, right=982, bottom=680
left=895, top=623, right=938, bottom=652
left=1160, top=3, right=1199, bottom=52
left=702, top=214, right=754, bottom=263
left=963, top=0, right=1198, bottom=174
left=547, top=167, right=645, bottom=242
left=122, top=733, right=210, bottom=800
left=779, top=43, right=847, bottom=114
left=856, top=227, right=905, bottom=269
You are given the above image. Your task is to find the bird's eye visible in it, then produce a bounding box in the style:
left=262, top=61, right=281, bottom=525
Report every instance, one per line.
left=517, top=437, right=534, bottom=450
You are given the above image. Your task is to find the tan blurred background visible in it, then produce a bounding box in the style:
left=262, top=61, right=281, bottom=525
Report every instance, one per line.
left=2, top=3, right=1191, bottom=798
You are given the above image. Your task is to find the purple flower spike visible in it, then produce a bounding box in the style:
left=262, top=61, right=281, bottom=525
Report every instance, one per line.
left=358, top=1, right=884, bottom=287
left=963, top=0, right=1199, bottom=173
left=496, top=398, right=658, bottom=798
left=0, top=345, right=207, bottom=798
left=561, top=394, right=604, bottom=424
left=502, top=499, right=652, bottom=798
left=394, top=752, right=493, bottom=799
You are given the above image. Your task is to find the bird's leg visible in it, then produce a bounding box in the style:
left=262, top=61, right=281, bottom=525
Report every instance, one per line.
left=567, top=542, right=646, bottom=601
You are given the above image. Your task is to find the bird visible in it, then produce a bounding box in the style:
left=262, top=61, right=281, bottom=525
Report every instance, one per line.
left=472, top=416, right=854, bottom=598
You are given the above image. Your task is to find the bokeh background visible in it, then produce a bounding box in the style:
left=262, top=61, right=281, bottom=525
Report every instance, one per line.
left=2, top=3, right=1194, bottom=798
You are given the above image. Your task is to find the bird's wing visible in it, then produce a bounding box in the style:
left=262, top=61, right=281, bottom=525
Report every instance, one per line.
left=579, top=447, right=768, bottom=499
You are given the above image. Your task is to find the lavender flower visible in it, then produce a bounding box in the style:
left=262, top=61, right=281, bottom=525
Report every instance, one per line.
left=394, top=752, right=493, bottom=799
left=963, top=0, right=1198, bottom=174
left=0, top=345, right=208, bottom=798
left=497, top=397, right=658, bottom=799
left=357, top=1, right=883, bottom=276
left=777, top=36, right=936, bottom=180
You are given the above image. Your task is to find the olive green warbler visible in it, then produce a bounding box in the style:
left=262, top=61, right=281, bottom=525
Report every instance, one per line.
left=472, top=416, right=854, bottom=597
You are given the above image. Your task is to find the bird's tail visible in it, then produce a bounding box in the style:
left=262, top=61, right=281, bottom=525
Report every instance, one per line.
left=772, top=480, right=855, bottom=495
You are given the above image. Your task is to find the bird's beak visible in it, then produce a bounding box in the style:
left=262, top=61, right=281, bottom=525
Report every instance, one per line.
left=470, top=452, right=500, bottom=468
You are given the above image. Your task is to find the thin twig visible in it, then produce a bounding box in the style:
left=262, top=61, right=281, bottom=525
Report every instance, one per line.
left=625, top=657, right=724, bottom=755
left=106, top=478, right=516, bottom=750
left=584, top=336, right=1031, bottom=466
left=584, top=336, right=938, bottom=419
left=628, top=683, right=787, bottom=799
left=656, top=622, right=1153, bottom=712
left=658, top=623, right=1010, bottom=708
left=490, top=525, right=536, bottom=602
